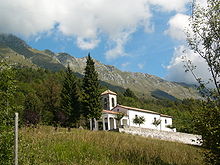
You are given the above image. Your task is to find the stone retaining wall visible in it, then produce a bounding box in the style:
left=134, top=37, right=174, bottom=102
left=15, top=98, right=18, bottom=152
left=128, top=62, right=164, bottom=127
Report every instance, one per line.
left=118, top=127, right=202, bottom=145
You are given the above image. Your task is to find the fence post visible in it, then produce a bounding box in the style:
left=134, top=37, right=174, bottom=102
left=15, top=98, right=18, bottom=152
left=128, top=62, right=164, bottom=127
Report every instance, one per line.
left=15, top=112, right=18, bottom=165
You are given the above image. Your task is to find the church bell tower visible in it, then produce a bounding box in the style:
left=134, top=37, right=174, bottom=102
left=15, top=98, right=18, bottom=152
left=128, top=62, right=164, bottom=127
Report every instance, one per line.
left=101, top=90, right=117, bottom=110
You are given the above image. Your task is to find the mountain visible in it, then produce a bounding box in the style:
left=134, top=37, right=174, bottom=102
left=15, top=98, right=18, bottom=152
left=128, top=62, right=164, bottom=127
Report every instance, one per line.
left=0, top=34, right=200, bottom=100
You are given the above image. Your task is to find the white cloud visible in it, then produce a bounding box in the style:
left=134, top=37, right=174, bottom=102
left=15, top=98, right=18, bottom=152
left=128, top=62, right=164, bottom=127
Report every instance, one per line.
left=121, top=62, right=130, bottom=68
left=138, top=63, right=144, bottom=69
left=0, top=0, right=153, bottom=58
left=165, top=13, right=190, bottom=40
left=76, top=37, right=100, bottom=50
left=0, top=0, right=192, bottom=60
left=105, top=30, right=134, bottom=60
left=166, top=45, right=211, bottom=85
left=0, top=0, right=57, bottom=37
left=148, top=0, right=191, bottom=12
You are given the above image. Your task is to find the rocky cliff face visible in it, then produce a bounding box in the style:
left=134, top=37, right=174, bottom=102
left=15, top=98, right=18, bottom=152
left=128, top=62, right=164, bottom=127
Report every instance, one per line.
left=0, top=34, right=200, bottom=100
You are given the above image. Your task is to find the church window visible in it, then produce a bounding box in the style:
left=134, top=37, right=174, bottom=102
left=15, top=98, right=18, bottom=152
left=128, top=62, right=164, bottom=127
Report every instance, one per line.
left=112, top=98, right=115, bottom=107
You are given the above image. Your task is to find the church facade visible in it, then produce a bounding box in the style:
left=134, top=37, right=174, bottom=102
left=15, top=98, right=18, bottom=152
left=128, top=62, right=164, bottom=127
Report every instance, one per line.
left=96, top=90, right=176, bottom=132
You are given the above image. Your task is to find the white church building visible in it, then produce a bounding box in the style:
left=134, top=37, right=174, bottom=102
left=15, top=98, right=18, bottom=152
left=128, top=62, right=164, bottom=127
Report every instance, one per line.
left=95, top=90, right=176, bottom=132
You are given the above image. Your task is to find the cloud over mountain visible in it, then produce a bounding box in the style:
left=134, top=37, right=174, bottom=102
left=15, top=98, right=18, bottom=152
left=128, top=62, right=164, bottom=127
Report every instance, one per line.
left=0, top=0, right=191, bottom=60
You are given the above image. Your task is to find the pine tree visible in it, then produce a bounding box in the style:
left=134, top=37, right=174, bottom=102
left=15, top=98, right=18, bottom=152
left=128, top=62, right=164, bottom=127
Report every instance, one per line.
left=82, top=54, right=101, bottom=120
left=60, top=65, right=81, bottom=128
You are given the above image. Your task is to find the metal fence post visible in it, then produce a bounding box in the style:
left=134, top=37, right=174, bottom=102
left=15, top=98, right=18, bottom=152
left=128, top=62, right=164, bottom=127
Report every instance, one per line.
left=15, top=113, right=18, bottom=165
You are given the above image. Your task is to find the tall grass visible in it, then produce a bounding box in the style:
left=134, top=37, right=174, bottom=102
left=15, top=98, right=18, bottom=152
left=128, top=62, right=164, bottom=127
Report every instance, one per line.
left=19, top=126, right=205, bottom=165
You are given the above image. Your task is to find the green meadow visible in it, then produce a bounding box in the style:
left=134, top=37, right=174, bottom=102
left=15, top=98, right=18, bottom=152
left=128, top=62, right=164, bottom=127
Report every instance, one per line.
left=18, top=126, right=205, bottom=165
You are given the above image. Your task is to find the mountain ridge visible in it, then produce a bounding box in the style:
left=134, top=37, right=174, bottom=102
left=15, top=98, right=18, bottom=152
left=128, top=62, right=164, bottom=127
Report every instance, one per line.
left=0, top=34, right=200, bottom=100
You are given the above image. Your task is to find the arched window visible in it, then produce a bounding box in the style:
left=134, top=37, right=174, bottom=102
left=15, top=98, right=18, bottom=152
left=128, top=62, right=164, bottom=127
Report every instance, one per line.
left=112, top=97, right=115, bottom=107
left=104, top=98, right=107, bottom=109
left=165, top=119, right=167, bottom=124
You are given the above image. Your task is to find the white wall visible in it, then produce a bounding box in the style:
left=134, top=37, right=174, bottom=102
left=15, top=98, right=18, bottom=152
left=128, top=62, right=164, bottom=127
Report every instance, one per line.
left=160, top=116, right=173, bottom=132
left=128, top=110, right=161, bottom=130
left=112, top=106, right=128, bottom=115
left=112, top=106, right=174, bottom=132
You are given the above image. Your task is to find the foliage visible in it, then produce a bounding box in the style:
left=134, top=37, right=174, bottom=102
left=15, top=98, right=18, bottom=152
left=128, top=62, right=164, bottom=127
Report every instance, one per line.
left=152, top=119, right=161, bottom=127
left=23, top=92, right=42, bottom=126
left=0, top=61, right=21, bottom=164
left=19, top=126, right=206, bottom=165
left=186, top=0, right=220, bottom=99
left=133, top=115, right=145, bottom=127
left=37, top=74, right=62, bottom=125
left=60, top=65, right=81, bottom=127
left=185, top=0, right=220, bottom=164
left=82, top=54, right=101, bottom=120
left=193, top=101, right=220, bottom=164
left=114, top=112, right=125, bottom=128
left=123, top=88, right=137, bottom=99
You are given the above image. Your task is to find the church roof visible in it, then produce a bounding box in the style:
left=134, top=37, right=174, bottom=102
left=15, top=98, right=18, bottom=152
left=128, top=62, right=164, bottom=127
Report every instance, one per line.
left=102, top=110, right=128, bottom=116
left=116, top=105, right=172, bottom=118
left=101, top=89, right=117, bottom=96
left=102, top=110, right=120, bottom=114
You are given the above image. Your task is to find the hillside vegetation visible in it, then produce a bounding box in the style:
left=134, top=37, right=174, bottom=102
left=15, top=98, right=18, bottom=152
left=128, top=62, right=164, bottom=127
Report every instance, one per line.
left=19, top=126, right=205, bottom=165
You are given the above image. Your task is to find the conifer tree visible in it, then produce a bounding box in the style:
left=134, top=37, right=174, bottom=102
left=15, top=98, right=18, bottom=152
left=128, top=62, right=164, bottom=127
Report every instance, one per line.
left=82, top=54, right=101, bottom=120
left=60, top=65, right=81, bottom=128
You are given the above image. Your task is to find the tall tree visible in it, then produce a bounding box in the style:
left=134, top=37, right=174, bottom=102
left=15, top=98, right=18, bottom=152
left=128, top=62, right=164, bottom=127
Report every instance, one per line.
left=82, top=54, right=101, bottom=120
left=36, top=74, right=61, bottom=125
left=186, top=0, right=220, bottom=99
left=60, top=65, right=81, bottom=128
left=186, top=0, right=220, bottom=164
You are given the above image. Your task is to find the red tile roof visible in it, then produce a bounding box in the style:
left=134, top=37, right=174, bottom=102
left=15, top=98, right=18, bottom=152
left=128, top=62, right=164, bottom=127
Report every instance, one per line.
left=101, top=90, right=117, bottom=95
left=102, top=110, right=120, bottom=114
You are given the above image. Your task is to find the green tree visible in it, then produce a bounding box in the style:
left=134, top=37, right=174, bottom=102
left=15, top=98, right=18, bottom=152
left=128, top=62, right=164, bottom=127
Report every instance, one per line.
left=0, top=61, right=21, bottom=164
left=186, top=0, right=220, bottom=164
left=23, top=92, right=42, bottom=126
left=186, top=0, right=220, bottom=99
left=114, top=112, right=125, bottom=128
left=60, top=65, right=81, bottom=128
left=133, top=115, right=145, bottom=127
left=36, top=74, right=61, bottom=125
left=152, top=119, right=161, bottom=127
left=82, top=54, right=101, bottom=120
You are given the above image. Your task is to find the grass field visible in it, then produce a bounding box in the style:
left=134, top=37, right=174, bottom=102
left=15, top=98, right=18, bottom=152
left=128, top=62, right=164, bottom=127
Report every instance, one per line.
left=19, top=126, right=205, bottom=165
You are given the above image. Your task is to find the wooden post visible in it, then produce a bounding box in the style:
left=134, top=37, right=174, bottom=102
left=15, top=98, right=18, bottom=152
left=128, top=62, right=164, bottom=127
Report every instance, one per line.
left=15, top=113, right=18, bottom=165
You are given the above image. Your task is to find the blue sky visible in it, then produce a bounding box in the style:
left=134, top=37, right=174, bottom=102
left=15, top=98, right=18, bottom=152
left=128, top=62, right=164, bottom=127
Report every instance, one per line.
left=0, top=0, right=208, bottom=83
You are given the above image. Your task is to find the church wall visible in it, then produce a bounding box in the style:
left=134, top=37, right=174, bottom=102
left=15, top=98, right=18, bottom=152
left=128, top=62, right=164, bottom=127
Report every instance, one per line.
left=128, top=110, right=161, bottom=130
left=160, top=116, right=173, bottom=132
